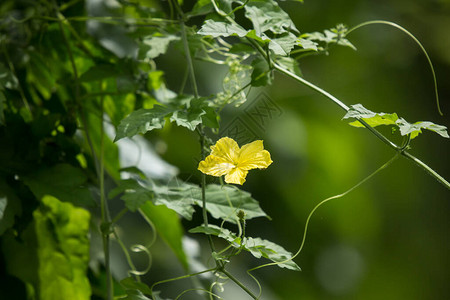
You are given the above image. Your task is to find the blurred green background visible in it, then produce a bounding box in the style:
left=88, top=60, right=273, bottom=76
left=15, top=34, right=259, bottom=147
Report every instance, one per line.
left=0, top=0, right=448, bottom=299
left=142, top=0, right=450, bottom=299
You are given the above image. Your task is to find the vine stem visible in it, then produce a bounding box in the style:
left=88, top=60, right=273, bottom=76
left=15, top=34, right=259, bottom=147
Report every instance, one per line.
left=53, top=2, right=113, bottom=299
left=220, top=269, right=258, bottom=300
left=272, top=63, right=450, bottom=190
left=172, top=0, right=218, bottom=255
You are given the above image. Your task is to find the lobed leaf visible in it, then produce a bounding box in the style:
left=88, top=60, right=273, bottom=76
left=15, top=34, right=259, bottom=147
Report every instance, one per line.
left=114, top=105, right=174, bottom=141
left=198, top=20, right=249, bottom=38
left=194, top=184, right=269, bottom=224
left=344, top=104, right=449, bottom=139
left=395, top=118, right=449, bottom=140
left=244, top=0, right=299, bottom=36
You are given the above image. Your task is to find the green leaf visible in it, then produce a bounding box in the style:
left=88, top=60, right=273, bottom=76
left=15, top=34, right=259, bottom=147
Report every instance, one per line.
left=149, top=180, right=197, bottom=220
left=198, top=20, right=249, bottom=38
left=297, top=38, right=319, bottom=51
left=34, top=195, right=91, bottom=300
left=189, top=225, right=300, bottom=270
left=243, top=237, right=301, bottom=271
left=343, top=104, right=399, bottom=127
left=275, top=56, right=302, bottom=77
left=244, top=0, right=298, bottom=36
left=251, top=57, right=272, bottom=87
left=114, top=105, right=174, bottom=141
left=189, top=224, right=241, bottom=247
left=121, top=289, right=151, bottom=300
left=194, top=184, right=269, bottom=224
left=343, top=104, right=449, bottom=139
left=79, top=64, right=118, bottom=82
left=23, top=164, right=95, bottom=206
left=269, top=32, right=298, bottom=56
left=140, top=34, right=180, bottom=60
left=109, top=179, right=153, bottom=212
left=169, top=109, right=205, bottom=131
left=395, top=118, right=449, bottom=139
left=120, top=277, right=152, bottom=295
left=140, top=201, right=189, bottom=270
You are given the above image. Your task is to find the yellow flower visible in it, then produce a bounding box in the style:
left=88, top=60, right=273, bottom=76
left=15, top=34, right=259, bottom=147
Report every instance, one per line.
left=198, top=137, right=273, bottom=185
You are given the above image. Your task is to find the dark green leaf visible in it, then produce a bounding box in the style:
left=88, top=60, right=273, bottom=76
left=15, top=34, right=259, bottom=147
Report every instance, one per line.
left=34, top=195, right=91, bottom=299
left=0, top=91, right=5, bottom=125
left=79, top=64, right=118, bottom=82
left=251, top=57, right=272, bottom=87
left=120, top=277, right=152, bottom=295
left=114, top=105, right=174, bottom=141
left=0, top=180, right=22, bottom=235
left=23, top=164, right=95, bottom=206
left=140, top=201, right=189, bottom=270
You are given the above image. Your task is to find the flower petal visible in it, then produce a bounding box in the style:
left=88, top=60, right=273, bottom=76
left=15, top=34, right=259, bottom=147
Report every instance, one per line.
left=237, top=140, right=273, bottom=170
left=198, top=155, right=236, bottom=177
left=224, top=168, right=248, bottom=185
left=210, top=137, right=240, bottom=164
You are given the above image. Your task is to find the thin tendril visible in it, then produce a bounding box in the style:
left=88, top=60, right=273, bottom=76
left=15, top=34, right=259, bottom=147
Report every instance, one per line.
left=247, top=154, right=400, bottom=274
left=346, top=20, right=443, bottom=116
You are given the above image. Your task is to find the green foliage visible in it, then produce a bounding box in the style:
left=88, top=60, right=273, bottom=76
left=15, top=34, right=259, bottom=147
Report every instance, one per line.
left=34, top=195, right=91, bottom=300
left=0, top=0, right=448, bottom=299
left=344, top=104, right=449, bottom=139
left=190, top=224, right=300, bottom=271
left=23, top=164, right=95, bottom=206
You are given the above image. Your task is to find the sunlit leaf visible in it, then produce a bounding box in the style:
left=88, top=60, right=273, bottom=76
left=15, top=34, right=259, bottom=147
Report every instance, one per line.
left=395, top=118, right=449, bottom=139
left=189, top=225, right=300, bottom=270
left=269, top=32, right=298, bottom=55
left=34, top=195, right=91, bottom=300
left=194, top=184, right=269, bottom=224
left=140, top=34, right=180, bottom=60
left=244, top=0, right=298, bottom=36
left=198, top=20, right=249, bottom=38
left=343, top=104, right=399, bottom=127
left=114, top=105, right=174, bottom=141
left=243, top=237, right=301, bottom=271
left=189, top=224, right=241, bottom=247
